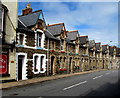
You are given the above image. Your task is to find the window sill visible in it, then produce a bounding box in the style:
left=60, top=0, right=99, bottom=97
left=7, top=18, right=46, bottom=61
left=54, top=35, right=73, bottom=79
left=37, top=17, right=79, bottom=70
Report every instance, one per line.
left=36, top=47, right=43, bottom=50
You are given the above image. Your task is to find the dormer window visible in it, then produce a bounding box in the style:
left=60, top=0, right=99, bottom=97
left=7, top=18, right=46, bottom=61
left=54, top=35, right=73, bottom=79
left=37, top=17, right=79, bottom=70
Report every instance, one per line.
left=37, top=32, right=42, bottom=47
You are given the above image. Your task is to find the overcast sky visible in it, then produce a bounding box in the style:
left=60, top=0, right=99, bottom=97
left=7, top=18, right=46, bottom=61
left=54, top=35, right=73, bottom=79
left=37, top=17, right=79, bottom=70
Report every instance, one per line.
left=18, top=1, right=118, bottom=47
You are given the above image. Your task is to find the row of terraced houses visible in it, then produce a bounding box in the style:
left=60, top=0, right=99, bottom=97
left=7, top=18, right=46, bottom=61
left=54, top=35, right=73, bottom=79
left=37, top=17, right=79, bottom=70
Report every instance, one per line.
left=0, top=1, right=120, bottom=82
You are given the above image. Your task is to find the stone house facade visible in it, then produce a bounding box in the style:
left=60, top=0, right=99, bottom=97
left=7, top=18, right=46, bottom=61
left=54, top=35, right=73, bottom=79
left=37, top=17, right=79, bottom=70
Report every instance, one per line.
left=102, top=45, right=109, bottom=69
left=16, top=4, right=120, bottom=81
left=2, top=4, right=120, bottom=82
left=16, top=5, right=47, bottom=80
left=79, top=36, right=89, bottom=71
left=88, top=40, right=96, bottom=70
left=46, top=23, right=68, bottom=75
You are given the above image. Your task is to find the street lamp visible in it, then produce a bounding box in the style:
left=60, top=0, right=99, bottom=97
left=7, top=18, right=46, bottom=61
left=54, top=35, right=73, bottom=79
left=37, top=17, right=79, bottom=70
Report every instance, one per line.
left=109, top=41, right=112, bottom=46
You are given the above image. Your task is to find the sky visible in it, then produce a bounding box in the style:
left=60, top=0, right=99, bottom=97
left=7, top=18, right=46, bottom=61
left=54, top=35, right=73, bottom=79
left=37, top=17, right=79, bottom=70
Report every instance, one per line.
left=18, top=1, right=118, bottom=47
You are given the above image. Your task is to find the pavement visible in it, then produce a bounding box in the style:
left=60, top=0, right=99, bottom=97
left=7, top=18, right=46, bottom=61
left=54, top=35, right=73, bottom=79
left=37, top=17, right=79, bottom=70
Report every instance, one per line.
left=2, top=69, right=119, bottom=96
left=0, top=69, right=103, bottom=90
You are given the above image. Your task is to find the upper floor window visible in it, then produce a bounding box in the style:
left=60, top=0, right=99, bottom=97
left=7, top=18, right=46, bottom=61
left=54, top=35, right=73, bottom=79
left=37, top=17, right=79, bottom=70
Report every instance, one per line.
left=19, top=34, right=24, bottom=45
left=18, top=33, right=25, bottom=45
left=52, top=41, right=55, bottom=49
left=37, top=32, right=42, bottom=47
left=61, top=40, right=64, bottom=50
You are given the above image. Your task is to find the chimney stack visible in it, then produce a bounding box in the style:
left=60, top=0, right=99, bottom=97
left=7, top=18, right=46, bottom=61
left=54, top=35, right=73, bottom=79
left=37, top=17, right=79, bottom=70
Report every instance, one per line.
left=22, top=3, right=32, bottom=15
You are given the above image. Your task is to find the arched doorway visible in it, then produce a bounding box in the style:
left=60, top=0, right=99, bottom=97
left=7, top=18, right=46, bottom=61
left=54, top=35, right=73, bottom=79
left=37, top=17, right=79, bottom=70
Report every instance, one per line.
left=90, top=60, right=92, bottom=70
left=103, top=60, right=105, bottom=69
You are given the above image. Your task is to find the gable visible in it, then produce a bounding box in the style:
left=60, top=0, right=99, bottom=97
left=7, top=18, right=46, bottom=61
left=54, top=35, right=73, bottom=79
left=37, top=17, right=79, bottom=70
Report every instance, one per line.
left=18, top=11, right=42, bottom=27
left=67, top=31, right=78, bottom=41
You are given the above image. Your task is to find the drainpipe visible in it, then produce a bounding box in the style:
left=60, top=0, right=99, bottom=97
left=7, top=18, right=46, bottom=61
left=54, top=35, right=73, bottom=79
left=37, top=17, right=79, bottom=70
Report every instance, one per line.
left=47, top=38, right=50, bottom=76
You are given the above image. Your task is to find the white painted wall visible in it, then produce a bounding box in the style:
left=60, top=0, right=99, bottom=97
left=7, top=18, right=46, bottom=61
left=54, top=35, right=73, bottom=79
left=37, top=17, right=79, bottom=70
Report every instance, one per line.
left=1, top=0, right=18, bottom=81
left=1, top=0, right=18, bottom=44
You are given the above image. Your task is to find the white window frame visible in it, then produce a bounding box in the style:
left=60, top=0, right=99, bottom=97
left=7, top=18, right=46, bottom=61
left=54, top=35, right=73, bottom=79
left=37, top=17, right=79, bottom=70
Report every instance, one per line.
left=37, top=32, right=42, bottom=47
left=34, top=55, right=39, bottom=72
left=17, top=33, right=26, bottom=45
left=35, top=29, right=45, bottom=48
left=33, top=54, right=46, bottom=74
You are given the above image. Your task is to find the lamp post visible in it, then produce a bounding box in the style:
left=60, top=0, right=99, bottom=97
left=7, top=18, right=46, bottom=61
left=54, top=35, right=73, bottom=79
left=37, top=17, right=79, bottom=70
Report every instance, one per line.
left=110, top=41, right=112, bottom=46
left=109, top=41, right=113, bottom=69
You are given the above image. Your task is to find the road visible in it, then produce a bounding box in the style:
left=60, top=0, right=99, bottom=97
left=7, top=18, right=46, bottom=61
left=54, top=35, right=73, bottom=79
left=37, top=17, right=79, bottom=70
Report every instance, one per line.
left=2, top=70, right=120, bottom=97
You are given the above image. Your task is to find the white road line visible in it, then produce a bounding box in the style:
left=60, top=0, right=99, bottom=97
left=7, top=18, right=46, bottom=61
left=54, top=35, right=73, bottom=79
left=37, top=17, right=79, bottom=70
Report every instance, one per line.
left=63, top=81, right=87, bottom=91
left=93, top=75, right=103, bottom=80
left=106, top=73, right=110, bottom=75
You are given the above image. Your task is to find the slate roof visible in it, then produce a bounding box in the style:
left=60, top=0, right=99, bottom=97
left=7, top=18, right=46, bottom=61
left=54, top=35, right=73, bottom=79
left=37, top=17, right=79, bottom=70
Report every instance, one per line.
left=67, top=30, right=78, bottom=41
left=88, top=40, right=95, bottom=49
left=79, top=36, right=89, bottom=45
left=17, top=19, right=34, bottom=33
left=18, top=10, right=41, bottom=27
left=66, top=39, right=75, bottom=45
left=18, top=19, right=25, bottom=28
left=47, top=23, right=64, bottom=36
left=116, top=48, right=120, bottom=57
left=17, top=27, right=34, bottom=33
left=44, top=30, right=60, bottom=41
left=95, top=43, right=101, bottom=51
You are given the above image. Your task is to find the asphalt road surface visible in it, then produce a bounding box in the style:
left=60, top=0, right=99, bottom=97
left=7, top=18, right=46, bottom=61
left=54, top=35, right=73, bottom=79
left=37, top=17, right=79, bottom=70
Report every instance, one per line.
left=2, top=70, right=120, bottom=97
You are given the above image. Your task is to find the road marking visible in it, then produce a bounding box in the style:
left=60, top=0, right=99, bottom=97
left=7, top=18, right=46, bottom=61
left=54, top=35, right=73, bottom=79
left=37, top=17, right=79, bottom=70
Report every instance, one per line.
left=106, top=73, right=110, bottom=75
left=63, top=81, right=87, bottom=90
left=93, top=75, right=103, bottom=80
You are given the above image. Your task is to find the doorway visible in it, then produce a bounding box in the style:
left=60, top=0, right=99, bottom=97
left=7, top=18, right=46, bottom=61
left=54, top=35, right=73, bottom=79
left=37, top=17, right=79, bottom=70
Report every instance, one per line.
left=18, top=55, right=25, bottom=80
left=103, top=60, right=105, bottom=69
left=50, top=56, right=55, bottom=75
left=69, top=57, right=72, bottom=72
